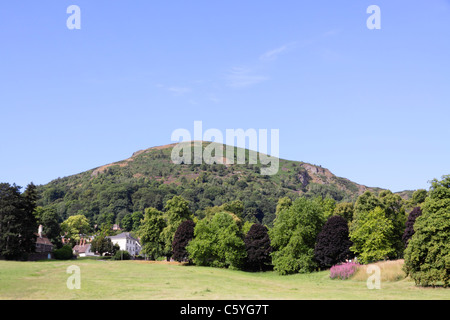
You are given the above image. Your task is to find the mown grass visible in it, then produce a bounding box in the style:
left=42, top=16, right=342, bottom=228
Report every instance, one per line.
left=0, top=259, right=448, bottom=300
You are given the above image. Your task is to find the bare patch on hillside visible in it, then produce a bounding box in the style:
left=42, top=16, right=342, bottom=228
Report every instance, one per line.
left=91, top=162, right=130, bottom=177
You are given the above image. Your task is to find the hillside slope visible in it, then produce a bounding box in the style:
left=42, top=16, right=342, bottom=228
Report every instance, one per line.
left=37, top=141, right=385, bottom=226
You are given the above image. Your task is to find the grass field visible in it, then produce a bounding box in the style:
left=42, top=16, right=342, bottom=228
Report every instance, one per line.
left=0, top=259, right=448, bottom=300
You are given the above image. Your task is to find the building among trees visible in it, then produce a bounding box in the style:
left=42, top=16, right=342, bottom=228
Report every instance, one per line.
left=107, top=232, right=142, bottom=257
left=31, top=224, right=54, bottom=260
left=72, top=236, right=96, bottom=257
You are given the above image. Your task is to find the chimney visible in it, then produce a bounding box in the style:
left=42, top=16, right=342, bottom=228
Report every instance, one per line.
left=38, top=225, right=43, bottom=238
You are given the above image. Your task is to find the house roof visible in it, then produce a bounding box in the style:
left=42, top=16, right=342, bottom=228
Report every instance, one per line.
left=107, top=232, right=139, bottom=242
left=34, top=233, right=53, bottom=246
left=73, top=244, right=90, bottom=253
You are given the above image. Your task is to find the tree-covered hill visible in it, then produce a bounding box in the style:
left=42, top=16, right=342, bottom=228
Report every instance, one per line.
left=36, top=142, right=386, bottom=227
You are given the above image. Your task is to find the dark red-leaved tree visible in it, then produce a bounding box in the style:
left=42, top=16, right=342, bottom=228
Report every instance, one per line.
left=172, top=220, right=195, bottom=262
left=314, top=215, right=352, bottom=269
left=402, top=206, right=422, bottom=247
left=244, top=224, right=272, bottom=271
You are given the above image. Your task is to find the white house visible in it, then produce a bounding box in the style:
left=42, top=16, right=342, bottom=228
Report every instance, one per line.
left=107, top=232, right=141, bottom=257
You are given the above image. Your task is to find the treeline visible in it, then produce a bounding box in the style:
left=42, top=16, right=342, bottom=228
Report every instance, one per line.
left=133, top=175, right=449, bottom=288
left=133, top=176, right=450, bottom=281
left=136, top=191, right=409, bottom=273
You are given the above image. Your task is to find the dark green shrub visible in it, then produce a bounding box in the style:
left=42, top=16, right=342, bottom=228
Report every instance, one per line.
left=53, top=245, right=73, bottom=260
left=113, top=250, right=130, bottom=260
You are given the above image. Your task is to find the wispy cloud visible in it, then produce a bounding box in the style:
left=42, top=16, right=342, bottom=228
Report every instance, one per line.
left=259, top=42, right=296, bottom=62
left=319, top=48, right=341, bottom=62
left=208, top=93, right=220, bottom=104
left=156, top=84, right=192, bottom=96
left=167, top=86, right=191, bottom=96
left=322, top=29, right=341, bottom=37
left=224, top=42, right=296, bottom=88
left=226, top=67, right=269, bottom=88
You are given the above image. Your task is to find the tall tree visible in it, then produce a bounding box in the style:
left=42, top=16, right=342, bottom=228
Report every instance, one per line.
left=275, top=197, right=292, bottom=216
left=412, top=189, right=427, bottom=206
left=404, top=175, right=450, bottom=287
left=131, top=211, right=144, bottom=231
left=0, top=183, right=38, bottom=260
left=139, top=207, right=166, bottom=260
left=244, top=224, right=272, bottom=271
left=161, top=196, right=192, bottom=258
left=316, top=196, right=336, bottom=220
left=333, top=202, right=354, bottom=224
left=121, top=213, right=133, bottom=232
left=34, top=206, right=62, bottom=249
left=90, top=234, right=116, bottom=256
left=186, top=212, right=246, bottom=269
left=165, top=196, right=191, bottom=222
left=270, top=197, right=325, bottom=275
left=352, top=191, right=381, bottom=219
left=402, top=207, right=422, bottom=247
left=350, top=190, right=406, bottom=260
left=314, top=215, right=353, bottom=269
left=221, top=200, right=244, bottom=218
left=60, top=215, right=91, bottom=246
left=349, top=206, right=395, bottom=264
left=172, top=220, right=195, bottom=262
left=378, top=190, right=407, bottom=258
left=20, top=183, right=39, bottom=255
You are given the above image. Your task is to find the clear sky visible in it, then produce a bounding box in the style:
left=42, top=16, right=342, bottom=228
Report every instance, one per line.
left=1, top=1, right=449, bottom=192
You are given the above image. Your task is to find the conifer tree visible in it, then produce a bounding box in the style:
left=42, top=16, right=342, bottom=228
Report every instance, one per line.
left=0, top=183, right=38, bottom=260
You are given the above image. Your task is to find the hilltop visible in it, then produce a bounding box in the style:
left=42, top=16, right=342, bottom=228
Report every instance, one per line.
left=37, top=141, right=393, bottom=226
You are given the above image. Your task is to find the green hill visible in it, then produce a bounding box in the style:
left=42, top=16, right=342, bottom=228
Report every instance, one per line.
left=37, top=141, right=385, bottom=226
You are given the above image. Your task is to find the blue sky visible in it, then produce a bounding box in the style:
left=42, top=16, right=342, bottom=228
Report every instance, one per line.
left=1, top=0, right=449, bottom=192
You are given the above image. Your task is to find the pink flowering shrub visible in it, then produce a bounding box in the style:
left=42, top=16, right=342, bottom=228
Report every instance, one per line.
left=329, top=262, right=360, bottom=280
